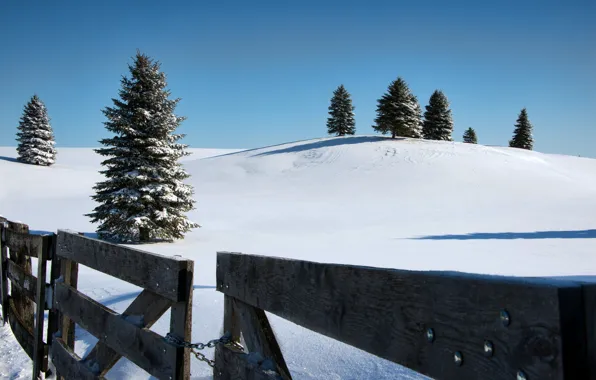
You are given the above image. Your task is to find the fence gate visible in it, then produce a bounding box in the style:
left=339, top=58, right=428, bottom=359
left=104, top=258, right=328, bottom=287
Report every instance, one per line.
left=0, top=218, right=58, bottom=380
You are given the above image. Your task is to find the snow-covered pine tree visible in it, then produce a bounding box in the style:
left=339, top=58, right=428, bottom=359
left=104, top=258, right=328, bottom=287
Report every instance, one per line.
left=16, top=95, right=57, bottom=166
left=372, top=77, right=422, bottom=138
left=509, top=108, right=534, bottom=150
left=422, top=90, right=453, bottom=141
left=462, top=127, right=478, bottom=144
left=326, top=85, right=356, bottom=136
left=87, top=52, right=199, bottom=242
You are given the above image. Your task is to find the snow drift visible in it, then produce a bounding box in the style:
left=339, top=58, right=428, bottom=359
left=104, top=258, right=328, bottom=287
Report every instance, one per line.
left=0, top=136, right=595, bottom=379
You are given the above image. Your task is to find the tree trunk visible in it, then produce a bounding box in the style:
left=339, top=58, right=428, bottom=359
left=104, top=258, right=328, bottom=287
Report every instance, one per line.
left=139, top=227, right=150, bottom=242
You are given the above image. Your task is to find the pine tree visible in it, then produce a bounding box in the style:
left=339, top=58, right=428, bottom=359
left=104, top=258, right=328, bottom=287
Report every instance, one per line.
left=509, top=108, right=534, bottom=150
left=422, top=90, right=453, bottom=141
left=463, top=127, right=477, bottom=144
left=372, top=77, right=422, bottom=139
left=87, top=52, right=199, bottom=243
left=16, top=95, right=57, bottom=166
left=326, top=85, right=356, bottom=136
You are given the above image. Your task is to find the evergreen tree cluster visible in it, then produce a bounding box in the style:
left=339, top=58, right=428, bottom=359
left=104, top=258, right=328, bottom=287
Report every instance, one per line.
left=325, top=77, right=536, bottom=151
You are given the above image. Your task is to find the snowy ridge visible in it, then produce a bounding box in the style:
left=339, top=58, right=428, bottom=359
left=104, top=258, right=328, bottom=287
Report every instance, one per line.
left=1, top=137, right=596, bottom=379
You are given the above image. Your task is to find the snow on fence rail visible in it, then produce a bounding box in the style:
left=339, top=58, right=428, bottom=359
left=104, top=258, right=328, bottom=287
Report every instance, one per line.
left=215, top=252, right=596, bottom=380
left=0, top=218, right=194, bottom=380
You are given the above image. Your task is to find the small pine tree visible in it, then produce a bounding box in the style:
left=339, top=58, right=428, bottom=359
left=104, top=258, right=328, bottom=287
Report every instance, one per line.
left=422, top=90, right=453, bottom=141
left=372, top=77, right=422, bottom=139
left=16, top=95, right=57, bottom=166
left=509, top=108, right=534, bottom=150
left=87, top=52, right=199, bottom=243
left=327, top=85, right=356, bottom=136
left=463, top=128, right=477, bottom=144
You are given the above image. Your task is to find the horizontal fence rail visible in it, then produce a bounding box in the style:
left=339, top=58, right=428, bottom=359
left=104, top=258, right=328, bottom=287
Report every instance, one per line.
left=216, top=252, right=595, bottom=380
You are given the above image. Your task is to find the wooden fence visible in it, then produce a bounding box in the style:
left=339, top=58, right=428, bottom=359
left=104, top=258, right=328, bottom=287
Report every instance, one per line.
left=0, top=218, right=57, bottom=380
left=0, top=219, right=194, bottom=380
left=215, top=252, right=596, bottom=380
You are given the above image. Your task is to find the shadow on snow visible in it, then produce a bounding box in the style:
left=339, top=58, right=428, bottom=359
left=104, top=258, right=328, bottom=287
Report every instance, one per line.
left=411, top=229, right=596, bottom=240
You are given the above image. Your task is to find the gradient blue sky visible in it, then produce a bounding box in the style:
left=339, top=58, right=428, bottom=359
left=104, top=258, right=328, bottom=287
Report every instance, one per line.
left=1, top=0, right=594, bottom=156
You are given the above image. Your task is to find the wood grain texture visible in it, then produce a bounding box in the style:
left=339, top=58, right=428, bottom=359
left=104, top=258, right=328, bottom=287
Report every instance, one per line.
left=84, top=289, right=173, bottom=376
left=56, top=230, right=191, bottom=302
left=33, top=238, right=50, bottom=379
left=217, top=252, right=586, bottom=380
left=582, top=284, right=596, bottom=380
left=50, top=337, right=104, bottom=380
left=214, top=345, right=282, bottom=380
left=7, top=298, right=36, bottom=362
left=233, top=298, right=292, bottom=380
left=169, top=259, right=193, bottom=380
left=60, top=259, right=79, bottom=352
left=224, top=295, right=241, bottom=342
left=4, top=221, right=35, bottom=333
left=0, top=227, right=8, bottom=324
left=6, top=259, right=39, bottom=303
left=54, top=283, right=177, bottom=379
left=47, top=252, right=62, bottom=359
left=4, top=229, right=50, bottom=259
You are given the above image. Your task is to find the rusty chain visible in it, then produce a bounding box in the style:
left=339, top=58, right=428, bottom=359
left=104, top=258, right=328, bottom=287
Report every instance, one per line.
left=164, top=332, right=244, bottom=368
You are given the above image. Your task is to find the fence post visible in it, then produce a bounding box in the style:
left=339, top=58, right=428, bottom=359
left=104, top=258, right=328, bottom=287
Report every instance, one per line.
left=0, top=222, right=7, bottom=324
left=57, top=256, right=78, bottom=380
left=32, top=237, right=50, bottom=380
left=169, top=259, right=193, bottom=380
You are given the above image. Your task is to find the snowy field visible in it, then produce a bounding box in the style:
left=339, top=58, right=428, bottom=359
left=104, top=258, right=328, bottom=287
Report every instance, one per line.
left=1, top=135, right=595, bottom=379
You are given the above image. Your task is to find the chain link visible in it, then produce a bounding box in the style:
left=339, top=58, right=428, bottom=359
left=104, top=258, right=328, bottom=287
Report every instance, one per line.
left=164, top=332, right=244, bottom=368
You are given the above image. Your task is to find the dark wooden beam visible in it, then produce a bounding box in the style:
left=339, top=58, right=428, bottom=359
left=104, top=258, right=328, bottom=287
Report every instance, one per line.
left=33, top=236, right=50, bottom=379
left=3, top=229, right=51, bottom=259
left=214, top=345, right=282, bottom=380
left=0, top=224, right=8, bottom=324
left=217, top=252, right=587, bottom=380
left=169, top=258, right=193, bottom=380
left=233, top=298, right=292, bottom=380
left=84, top=289, right=173, bottom=376
left=6, top=259, right=39, bottom=304
left=50, top=337, right=104, bottom=380
left=54, top=283, right=177, bottom=379
left=56, top=230, right=191, bottom=302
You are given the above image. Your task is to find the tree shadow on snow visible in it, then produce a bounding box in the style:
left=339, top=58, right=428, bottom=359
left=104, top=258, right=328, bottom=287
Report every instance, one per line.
left=411, top=229, right=596, bottom=240
left=253, top=136, right=401, bottom=157
left=0, top=156, right=18, bottom=163
left=102, top=285, right=217, bottom=307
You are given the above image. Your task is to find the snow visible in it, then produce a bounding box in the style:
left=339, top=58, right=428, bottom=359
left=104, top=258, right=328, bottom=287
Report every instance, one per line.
left=1, top=135, right=596, bottom=379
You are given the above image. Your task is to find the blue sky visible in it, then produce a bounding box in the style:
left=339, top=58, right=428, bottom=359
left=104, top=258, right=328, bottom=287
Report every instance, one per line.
left=1, top=0, right=594, bottom=156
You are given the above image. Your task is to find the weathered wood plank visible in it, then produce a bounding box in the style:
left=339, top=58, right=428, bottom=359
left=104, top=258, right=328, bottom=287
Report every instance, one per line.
left=56, top=230, right=191, bottom=302
left=85, top=289, right=173, bottom=376
left=0, top=226, right=8, bottom=324
left=50, top=337, right=104, bottom=380
left=224, top=295, right=241, bottom=342
left=217, top=252, right=587, bottom=380
left=33, top=237, right=50, bottom=380
left=57, top=258, right=78, bottom=380
left=8, top=298, right=36, bottom=361
left=46, top=251, right=62, bottom=357
left=4, top=229, right=50, bottom=259
left=54, top=282, right=177, bottom=379
left=233, top=298, right=291, bottom=380
left=6, top=259, right=39, bottom=303
left=169, top=259, right=193, bottom=380
left=4, top=221, right=35, bottom=333
left=214, top=345, right=282, bottom=380
left=582, top=284, right=596, bottom=379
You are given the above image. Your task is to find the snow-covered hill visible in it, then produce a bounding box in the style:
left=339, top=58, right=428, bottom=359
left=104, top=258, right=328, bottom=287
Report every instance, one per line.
left=1, top=136, right=595, bottom=379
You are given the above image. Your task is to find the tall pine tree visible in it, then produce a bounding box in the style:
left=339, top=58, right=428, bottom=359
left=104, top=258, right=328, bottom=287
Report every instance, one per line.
left=87, top=52, right=199, bottom=242
left=372, top=77, right=422, bottom=139
left=509, top=108, right=534, bottom=150
left=326, top=85, right=356, bottom=136
left=422, top=90, right=453, bottom=141
left=463, top=127, right=477, bottom=144
left=16, top=95, right=57, bottom=166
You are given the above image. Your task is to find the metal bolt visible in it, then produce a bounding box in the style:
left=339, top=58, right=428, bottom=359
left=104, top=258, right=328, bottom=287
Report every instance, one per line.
left=454, top=351, right=463, bottom=366
left=426, top=328, right=435, bottom=343
left=517, top=370, right=527, bottom=380
left=500, top=309, right=511, bottom=326
left=483, top=340, right=494, bottom=357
